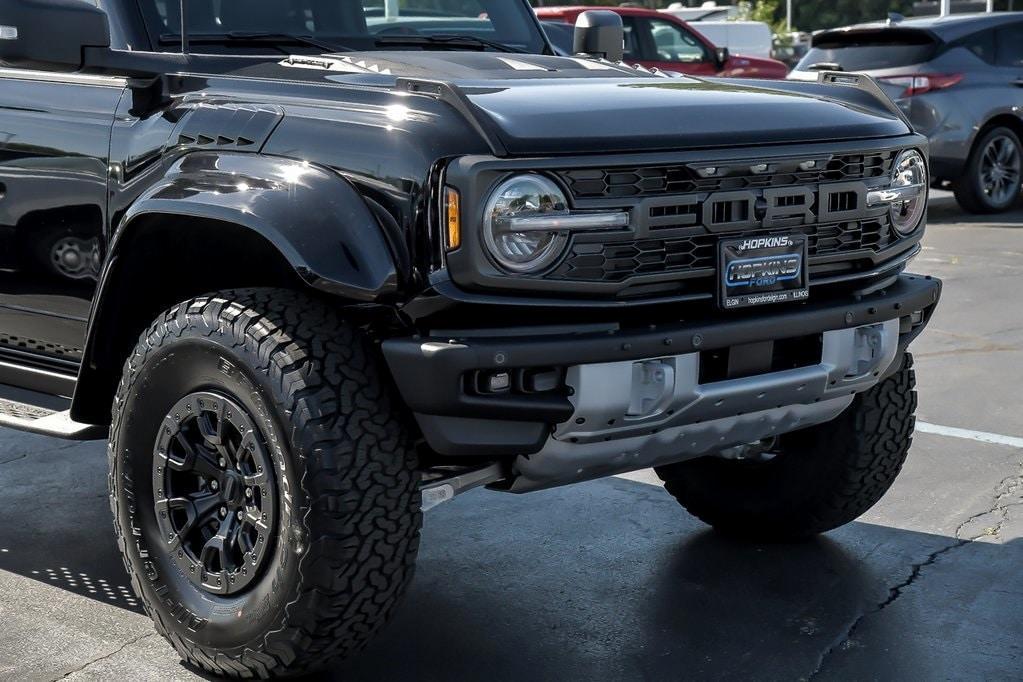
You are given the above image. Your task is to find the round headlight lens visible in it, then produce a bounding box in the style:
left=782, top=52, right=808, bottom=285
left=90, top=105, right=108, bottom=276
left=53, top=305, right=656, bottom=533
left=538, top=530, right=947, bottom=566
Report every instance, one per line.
left=890, top=149, right=928, bottom=235
left=483, top=175, right=569, bottom=273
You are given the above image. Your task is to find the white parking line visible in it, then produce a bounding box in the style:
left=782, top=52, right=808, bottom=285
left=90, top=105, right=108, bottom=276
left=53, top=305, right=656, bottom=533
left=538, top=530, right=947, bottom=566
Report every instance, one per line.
left=616, top=421, right=1023, bottom=487
left=917, top=421, right=1023, bottom=449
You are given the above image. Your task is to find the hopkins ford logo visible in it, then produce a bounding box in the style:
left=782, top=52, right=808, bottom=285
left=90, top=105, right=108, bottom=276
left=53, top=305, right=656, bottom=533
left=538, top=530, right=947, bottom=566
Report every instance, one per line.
left=736, top=236, right=793, bottom=250
left=726, top=253, right=803, bottom=288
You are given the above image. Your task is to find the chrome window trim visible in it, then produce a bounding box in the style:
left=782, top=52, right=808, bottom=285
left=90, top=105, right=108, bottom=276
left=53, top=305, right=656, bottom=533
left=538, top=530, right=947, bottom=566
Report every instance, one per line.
left=0, top=67, right=127, bottom=88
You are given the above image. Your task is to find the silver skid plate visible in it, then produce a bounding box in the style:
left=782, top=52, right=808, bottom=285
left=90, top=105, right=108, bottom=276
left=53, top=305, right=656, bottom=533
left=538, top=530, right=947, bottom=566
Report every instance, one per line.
left=509, top=319, right=900, bottom=492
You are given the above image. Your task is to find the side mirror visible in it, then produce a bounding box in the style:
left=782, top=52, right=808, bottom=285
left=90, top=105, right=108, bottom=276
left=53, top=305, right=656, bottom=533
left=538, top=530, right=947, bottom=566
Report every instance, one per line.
left=716, top=46, right=731, bottom=68
left=0, top=0, right=110, bottom=72
left=573, top=10, right=625, bottom=62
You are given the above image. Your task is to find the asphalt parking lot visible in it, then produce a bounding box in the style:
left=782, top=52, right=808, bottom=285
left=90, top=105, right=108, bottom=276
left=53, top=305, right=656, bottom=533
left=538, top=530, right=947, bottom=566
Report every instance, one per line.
left=1, top=191, right=1022, bottom=682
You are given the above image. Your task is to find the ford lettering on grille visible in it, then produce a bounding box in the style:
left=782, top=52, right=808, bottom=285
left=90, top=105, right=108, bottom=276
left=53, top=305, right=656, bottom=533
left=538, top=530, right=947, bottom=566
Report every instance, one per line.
left=645, top=181, right=869, bottom=233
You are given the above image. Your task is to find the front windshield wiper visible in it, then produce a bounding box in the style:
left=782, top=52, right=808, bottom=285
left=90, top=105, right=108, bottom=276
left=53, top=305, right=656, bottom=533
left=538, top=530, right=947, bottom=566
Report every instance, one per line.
left=159, top=32, right=351, bottom=53
left=375, top=34, right=527, bottom=54
left=806, top=62, right=844, bottom=71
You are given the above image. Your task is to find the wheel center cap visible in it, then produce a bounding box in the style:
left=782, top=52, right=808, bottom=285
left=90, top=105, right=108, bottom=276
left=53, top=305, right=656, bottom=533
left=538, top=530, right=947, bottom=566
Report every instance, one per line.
left=223, top=471, right=244, bottom=506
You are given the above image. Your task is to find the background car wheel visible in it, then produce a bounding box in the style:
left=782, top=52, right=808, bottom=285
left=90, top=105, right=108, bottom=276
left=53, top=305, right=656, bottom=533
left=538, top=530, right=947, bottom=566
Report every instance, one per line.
left=109, top=288, right=421, bottom=678
left=954, top=126, right=1023, bottom=214
left=654, top=354, right=916, bottom=541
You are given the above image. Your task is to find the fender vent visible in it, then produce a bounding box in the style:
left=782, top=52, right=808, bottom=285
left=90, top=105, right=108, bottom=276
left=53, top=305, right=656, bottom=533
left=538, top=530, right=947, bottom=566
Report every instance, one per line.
left=167, top=103, right=283, bottom=153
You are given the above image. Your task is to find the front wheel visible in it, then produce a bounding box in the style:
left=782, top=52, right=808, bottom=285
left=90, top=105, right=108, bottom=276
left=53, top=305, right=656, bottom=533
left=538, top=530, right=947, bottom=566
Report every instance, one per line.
left=655, top=354, right=917, bottom=541
left=953, top=126, right=1023, bottom=214
left=109, top=289, right=421, bottom=677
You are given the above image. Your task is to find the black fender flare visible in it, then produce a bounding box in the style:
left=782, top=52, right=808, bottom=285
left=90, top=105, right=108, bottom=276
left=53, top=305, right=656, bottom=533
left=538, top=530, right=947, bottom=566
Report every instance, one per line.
left=115, top=151, right=400, bottom=299
left=70, top=151, right=400, bottom=423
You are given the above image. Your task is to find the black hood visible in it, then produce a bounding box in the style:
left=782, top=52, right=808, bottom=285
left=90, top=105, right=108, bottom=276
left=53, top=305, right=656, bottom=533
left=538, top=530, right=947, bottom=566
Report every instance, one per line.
left=267, top=51, right=912, bottom=155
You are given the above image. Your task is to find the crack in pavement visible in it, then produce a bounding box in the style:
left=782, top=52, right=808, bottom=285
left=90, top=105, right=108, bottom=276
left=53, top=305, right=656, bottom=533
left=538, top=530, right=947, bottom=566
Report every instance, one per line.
left=806, top=460, right=1023, bottom=680
left=0, top=453, right=28, bottom=465
left=55, top=632, right=157, bottom=680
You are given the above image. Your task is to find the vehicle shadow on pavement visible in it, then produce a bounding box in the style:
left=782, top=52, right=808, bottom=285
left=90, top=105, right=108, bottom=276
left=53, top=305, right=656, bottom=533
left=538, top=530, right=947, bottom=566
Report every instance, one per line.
left=325, top=478, right=1023, bottom=682
left=2, top=437, right=1020, bottom=681
left=0, top=435, right=144, bottom=613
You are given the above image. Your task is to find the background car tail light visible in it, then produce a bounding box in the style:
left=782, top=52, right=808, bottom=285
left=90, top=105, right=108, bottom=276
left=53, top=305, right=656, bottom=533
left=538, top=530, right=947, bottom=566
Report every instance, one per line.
left=878, top=73, right=963, bottom=98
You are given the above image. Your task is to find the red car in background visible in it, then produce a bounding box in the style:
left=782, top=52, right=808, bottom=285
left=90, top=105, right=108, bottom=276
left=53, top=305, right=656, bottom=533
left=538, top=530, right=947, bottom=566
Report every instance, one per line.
left=536, top=6, right=789, bottom=79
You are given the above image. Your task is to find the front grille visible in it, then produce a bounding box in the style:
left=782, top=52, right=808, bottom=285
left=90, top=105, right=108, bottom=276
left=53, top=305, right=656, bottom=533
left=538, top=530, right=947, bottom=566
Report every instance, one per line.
left=557, top=151, right=895, bottom=199
left=550, top=217, right=894, bottom=283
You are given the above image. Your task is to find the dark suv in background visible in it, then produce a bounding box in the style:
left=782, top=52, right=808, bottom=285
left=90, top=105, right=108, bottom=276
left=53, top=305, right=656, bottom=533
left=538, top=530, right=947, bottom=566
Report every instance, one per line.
left=790, top=13, right=1023, bottom=214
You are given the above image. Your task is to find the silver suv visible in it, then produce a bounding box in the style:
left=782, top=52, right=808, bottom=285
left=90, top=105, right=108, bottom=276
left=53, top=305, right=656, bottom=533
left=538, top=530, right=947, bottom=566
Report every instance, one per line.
left=790, top=12, right=1023, bottom=214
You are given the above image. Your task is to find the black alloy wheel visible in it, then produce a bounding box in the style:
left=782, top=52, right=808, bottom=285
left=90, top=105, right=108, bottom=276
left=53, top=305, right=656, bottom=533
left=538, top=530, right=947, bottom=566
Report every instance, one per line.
left=152, top=391, right=276, bottom=596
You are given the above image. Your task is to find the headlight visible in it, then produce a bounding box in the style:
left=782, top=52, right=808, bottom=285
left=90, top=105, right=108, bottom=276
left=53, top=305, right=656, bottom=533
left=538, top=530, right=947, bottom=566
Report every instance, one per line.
left=868, top=149, right=927, bottom=235
left=482, top=174, right=629, bottom=274
left=483, top=175, right=568, bottom=273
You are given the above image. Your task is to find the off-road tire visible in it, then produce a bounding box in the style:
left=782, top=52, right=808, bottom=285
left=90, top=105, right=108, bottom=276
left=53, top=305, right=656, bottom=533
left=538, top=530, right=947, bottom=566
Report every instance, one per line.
left=109, top=288, right=421, bottom=678
left=655, top=354, right=916, bottom=541
left=953, top=126, right=1023, bottom=214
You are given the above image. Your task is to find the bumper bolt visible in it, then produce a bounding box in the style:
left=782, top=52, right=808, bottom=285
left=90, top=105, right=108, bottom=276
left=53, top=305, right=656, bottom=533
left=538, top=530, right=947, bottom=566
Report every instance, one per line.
left=692, top=334, right=703, bottom=348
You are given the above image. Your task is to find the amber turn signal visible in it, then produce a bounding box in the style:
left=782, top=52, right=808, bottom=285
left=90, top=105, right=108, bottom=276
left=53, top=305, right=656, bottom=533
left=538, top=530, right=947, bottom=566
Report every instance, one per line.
left=445, top=187, right=461, bottom=251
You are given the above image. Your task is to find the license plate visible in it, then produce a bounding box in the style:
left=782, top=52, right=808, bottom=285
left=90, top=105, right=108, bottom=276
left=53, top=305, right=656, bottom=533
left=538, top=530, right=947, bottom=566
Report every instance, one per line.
left=719, top=235, right=809, bottom=309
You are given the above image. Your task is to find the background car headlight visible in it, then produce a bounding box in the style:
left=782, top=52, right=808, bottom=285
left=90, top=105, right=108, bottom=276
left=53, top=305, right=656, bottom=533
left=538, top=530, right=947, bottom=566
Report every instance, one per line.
left=887, top=149, right=928, bottom=235
left=482, top=175, right=571, bottom=273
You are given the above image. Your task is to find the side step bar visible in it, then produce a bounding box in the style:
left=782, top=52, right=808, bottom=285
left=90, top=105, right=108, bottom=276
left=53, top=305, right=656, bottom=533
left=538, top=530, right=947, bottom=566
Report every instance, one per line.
left=0, top=386, right=107, bottom=441
left=419, top=462, right=507, bottom=511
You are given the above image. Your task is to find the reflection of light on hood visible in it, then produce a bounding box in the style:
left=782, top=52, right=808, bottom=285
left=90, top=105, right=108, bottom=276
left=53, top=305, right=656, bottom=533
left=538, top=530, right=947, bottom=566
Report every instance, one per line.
left=385, top=104, right=410, bottom=122
left=237, top=182, right=250, bottom=192
left=280, top=162, right=311, bottom=184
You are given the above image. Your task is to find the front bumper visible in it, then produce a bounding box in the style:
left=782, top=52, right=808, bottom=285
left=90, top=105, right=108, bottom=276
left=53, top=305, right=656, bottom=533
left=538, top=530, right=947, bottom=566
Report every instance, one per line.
left=383, top=274, right=941, bottom=487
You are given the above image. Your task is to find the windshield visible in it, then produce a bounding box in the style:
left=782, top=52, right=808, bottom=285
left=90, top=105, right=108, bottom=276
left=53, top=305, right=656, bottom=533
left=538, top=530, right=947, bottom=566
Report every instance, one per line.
left=137, top=0, right=547, bottom=53
left=795, top=30, right=937, bottom=72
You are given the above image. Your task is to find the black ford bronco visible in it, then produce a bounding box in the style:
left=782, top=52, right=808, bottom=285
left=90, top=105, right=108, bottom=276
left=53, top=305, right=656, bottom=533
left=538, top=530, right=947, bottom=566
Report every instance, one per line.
left=0, top=0, right=940, bottom=676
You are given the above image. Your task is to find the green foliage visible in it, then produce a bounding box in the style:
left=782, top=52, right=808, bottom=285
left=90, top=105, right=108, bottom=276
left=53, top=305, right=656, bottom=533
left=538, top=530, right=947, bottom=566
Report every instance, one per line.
left=735, top=0, right=787, bottom=37
left=787, top=0, right=917, bottom=30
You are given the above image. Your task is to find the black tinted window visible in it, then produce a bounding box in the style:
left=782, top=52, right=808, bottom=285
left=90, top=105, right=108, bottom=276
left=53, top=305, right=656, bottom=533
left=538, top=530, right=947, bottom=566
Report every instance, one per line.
left=797, top=30, right=937, bottom=71
left=996, top=24, right=1023, bottom=67
left=138, top=0, right=545, bottom=52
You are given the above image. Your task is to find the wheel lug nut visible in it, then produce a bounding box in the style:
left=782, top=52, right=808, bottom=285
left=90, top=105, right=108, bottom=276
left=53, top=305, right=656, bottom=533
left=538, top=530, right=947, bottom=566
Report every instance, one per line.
left=236, top=510, right=244, bottom=520
left=220, top=507, right=227, bottom=517
left=211, top=480, right=219, bottom=491
left=219, top=457, right=226, bottom=468
left=245, top=488, right=253, bottom=498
